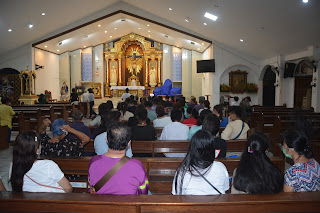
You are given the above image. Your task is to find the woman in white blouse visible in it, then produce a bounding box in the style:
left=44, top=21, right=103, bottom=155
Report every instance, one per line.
left=10, top=131, right=72, bottom=193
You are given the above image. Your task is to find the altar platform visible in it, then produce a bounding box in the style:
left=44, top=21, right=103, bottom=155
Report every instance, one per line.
left=110, top=86, right=145, bottom=97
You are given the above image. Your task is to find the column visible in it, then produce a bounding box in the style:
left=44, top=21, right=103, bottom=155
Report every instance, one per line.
left=106, top=58, right=109, bottom=84
left=145, top=56, right=149, bottom=87
left=157, top=56, right=162, bottom=87
left=118, top=54, right=122, bottom=86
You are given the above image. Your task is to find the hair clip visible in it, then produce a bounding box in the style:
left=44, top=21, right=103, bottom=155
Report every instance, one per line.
left=248, top=146, right=254, bottom=153
left=34, top=137, right=37, bottom=142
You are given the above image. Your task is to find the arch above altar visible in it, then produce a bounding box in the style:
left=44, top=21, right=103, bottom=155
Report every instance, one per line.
left=104, top=33, right=162, bottom=97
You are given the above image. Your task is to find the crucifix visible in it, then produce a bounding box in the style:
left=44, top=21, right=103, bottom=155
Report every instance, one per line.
left=126, top=52, right=143, bottom=76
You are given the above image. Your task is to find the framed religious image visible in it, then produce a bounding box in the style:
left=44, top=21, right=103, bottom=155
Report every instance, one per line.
left=229, top=70, right=248, bottom=93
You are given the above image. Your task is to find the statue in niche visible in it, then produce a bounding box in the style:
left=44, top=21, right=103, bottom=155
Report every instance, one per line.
left=110, top=65, right=118, bottom=86
left=149, top=66, right=157, bottom=87
left=60, top=81, right=69, bottom=101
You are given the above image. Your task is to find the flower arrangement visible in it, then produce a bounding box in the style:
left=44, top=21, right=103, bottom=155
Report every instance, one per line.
left=220, top=84, right=231, bottom=92
left=246, top=83, right=258, bottom=93
left=75, top=85, right=85, bottom=96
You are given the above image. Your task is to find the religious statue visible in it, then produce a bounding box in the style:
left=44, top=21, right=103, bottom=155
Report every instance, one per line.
left=149, top=66, right=157, bottom=87
left=60, top=81, right=69, bottom=101
left=110, top=65, right=117, bottom=86
left=126, top=47, right=143, bottom=76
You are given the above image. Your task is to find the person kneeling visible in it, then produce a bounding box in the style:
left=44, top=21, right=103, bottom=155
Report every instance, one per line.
left=88, top=122, right=149, bottom=194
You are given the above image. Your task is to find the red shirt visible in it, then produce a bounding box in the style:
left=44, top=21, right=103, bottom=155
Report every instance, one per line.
left=183, top=117, right=197, bottom=128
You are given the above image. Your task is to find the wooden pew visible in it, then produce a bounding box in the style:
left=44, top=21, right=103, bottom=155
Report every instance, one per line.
left=0, top=126, right=9, bottom=149
left=1, top=191, right=319, bottom=213
left=44, top=156, right=285, bottom=194
left=84, top=140, right=248, bottom=156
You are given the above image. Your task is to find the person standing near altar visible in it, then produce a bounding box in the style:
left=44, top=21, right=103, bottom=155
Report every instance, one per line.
left=121, top=88, right=131, bottom=102
left=88, top=88, right=96, bottom=118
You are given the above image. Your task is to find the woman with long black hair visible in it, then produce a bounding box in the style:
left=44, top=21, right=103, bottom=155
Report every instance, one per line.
left=10, top=131, right=72, bottom=193
left=231, top=132, right=283, bottom=194
left=172, top=130, right=229, bottom=195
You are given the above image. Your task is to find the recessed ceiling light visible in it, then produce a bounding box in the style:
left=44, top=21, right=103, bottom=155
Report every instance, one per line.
left=138, top=27, right=141, bottom=30
left=110, top=36, right=112, bottom=38
left=8, top=29, right=12, bottom=32
left=303, top=0, right=308, bottom=3
left=105, top=31, right=107, bottom=33
left=176, top=45, right=179, bottom=47
left=203, top=23, right=207, bottom=25
left=169, top=8, right=173, bottom=11
left=57, top=50, right=59, bottom=52
left=44, top=46, right=47, bottom=48
left=84, top=46, right=86, bottom=48
left=240, top=39, right=244, bottom=42
left=28, top=24, right=33, bottom=28
left=185, top=18, right=189, bottom=22
left=147, top=24, right=150, bottom=27
left=148, top=30, right=150, bottom=32
left=148, top=35, right=151, bottom=37
left=197, top=48, right=200, bottom=50
left=98, top=25, right=101, bottom=27
left=114, top=28, right=117, bottom=30
left=201, top=43, right=204, bottom=45
left=41, top=12, right=45, bottom=16
left=204, top=12, right=218, bottom=21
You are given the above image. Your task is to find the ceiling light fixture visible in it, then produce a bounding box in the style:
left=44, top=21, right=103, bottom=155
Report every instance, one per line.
left=44, top=46, right=47, bottom=48
left=41, top=12, right=45, bottom=16
left=8, top=29, right=12, bottom=32
left=121, top=18, right=126, bottom=21
left=169, top=8, right=172, bottom=11
left=84, top=46, right=86, bottom=48
left=197, top=48, right=200, bottom=50
left=138, top=27, right=141, bottom=30
left=164, top=34, right=169, bottom=38
left=28, top=24, right=33, bottom=28
left=148, top=35, right=151, bottom=37
left=191, top=41, right=195, bottom=45
left=303, top=0, right=308, bottom=3
left=105, top=31, right=107, bottom=33
left=98, top=25, right=101, bottom=27
left=57, top=50, right=59, bottom=52
left=110, top=36, right=112, bottom=38
left=147, top=24, right=150, bottom=27
left=58, top=41, right=62, bottom=46
left=240, top=39, right=244, bottom=42
left=204, top=23, right=207, bottom=25
left=114, top=28, right=117, bottom=30
left=185, top=17, right=190, bottom=22
left=148, top=30, right=150, bottom=32
left=202, top=43, right=205, bottom=45
left=204, top=12, right=218, bottom=21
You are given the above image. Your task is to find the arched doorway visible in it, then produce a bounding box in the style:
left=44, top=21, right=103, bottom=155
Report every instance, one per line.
left=262, top=66, right=276, bottom=106
left=294, top=60, right=314, bottom=109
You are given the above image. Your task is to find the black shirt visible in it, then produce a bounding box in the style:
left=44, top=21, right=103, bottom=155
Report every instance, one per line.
left=214, top=137, right=227, bottom=158
left=131, top=125, right=156, bottom=141
left=70, top=92, right=78, bottom=102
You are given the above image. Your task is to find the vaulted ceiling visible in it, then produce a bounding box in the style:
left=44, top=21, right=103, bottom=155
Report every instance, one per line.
left=0, top=0, right=319, bottom=60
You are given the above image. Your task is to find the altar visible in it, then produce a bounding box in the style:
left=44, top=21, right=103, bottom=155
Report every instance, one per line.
left=110, top=86, right=145, bottom=97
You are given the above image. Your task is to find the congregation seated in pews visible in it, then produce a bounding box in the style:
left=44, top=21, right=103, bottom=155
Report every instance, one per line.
left=1, top=94, right=320, bottom=212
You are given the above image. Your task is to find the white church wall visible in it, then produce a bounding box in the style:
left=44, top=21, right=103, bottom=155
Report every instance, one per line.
left=202, top=45, right=214, bottom=105
left=93, top=44, right=104, bottom=97
left=162, top=44, right=173, bottom=83
left=59, top=52, right=70, bottom=96
left=0, top=43, right=32, bottom=71
left=212, top=44, right=260, bottom=107
left=182, top=49, right=192, bottom=99
left=70, top=49, right=82, bottom=88
left=34, top=48, right=59, bottom=100
left=191, top=51, right=203, bottom=100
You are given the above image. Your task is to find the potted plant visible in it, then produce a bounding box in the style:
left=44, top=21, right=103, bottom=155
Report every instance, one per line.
left=246, top=83, right=258, bottom=93
left=220, top=84, right=231, bottom=92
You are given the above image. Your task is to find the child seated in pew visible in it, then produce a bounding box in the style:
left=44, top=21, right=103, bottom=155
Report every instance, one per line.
left=202, top=114, right=227, bottom=158
left=88, top=123, right=149, bottom=195
left=283, top=131, right=320, bottom=192
left=153, top=105, right=172, bottom=128
left=188, top=109, right=212, bottom=140
left=131, top=108, right=156, bottom=141
left=10, top=131, right=72, bottom=193
left=172, top=130, right=229, bottom=195
left=94, top=111, right=133, bottom=157
left=231, top=132, right=283, bottom=194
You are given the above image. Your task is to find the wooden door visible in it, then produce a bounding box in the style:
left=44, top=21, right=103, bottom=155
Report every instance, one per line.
left=294, top=77, right=312, bottom=108
left=263, top=67, right=276, bottom=106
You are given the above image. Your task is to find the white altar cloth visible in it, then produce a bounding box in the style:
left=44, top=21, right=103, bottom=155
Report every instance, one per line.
left=110, top=86, right=145, bottom=90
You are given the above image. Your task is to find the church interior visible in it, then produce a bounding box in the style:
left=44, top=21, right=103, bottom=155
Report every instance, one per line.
left=0, top=0, right=320, bottom=212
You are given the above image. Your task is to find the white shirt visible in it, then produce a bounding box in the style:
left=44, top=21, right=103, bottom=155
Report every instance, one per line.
left=23, top=160, right=65, bottom=193
left=82, top=93, right=89, bottom=102
left=89, top=115, right=101, bottom=127
left=121, top=93, right=131, bottom=101
left=121, top=111, right=134, bottom=121
left=172, top=161, right=229, bottom=195
left=88, top=93, right=95, bottom=102
left=230, top=100, right=240, bottom=106
left=159, top=122, right=189, bottom=140
left=221, top=120, right=250, bottom=140
left=153, top=116, right=172, bottom=128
